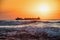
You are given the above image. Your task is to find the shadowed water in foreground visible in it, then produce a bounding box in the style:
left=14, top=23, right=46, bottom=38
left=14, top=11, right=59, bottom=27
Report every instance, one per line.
left=0, top=20, right=60, bottom=40
left=0, top=27, right=60, bottom=40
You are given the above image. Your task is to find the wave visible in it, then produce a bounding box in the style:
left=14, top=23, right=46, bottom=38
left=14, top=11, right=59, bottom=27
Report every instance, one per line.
left=0, top=26, right=60, bottom=40
left=0, top=20, right=60, bottom=25
left=0, top=20, right=37, bottom=25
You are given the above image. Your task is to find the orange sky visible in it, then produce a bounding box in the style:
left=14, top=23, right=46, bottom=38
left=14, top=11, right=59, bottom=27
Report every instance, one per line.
left=0, top=0, right=60, bottom=20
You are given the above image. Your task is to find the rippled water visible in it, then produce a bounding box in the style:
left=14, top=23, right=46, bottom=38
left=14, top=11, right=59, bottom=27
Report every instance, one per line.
left=0, top=20, right=60, bottom=28
left=0, top=20, right=60, bottom=40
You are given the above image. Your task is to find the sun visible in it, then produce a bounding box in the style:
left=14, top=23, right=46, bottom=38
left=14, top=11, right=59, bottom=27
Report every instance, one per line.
left=38, top=5, right=49, bottom=13
left=35, top=4, right=51, bottom=18
left=40, top=5, right=49, bottom=12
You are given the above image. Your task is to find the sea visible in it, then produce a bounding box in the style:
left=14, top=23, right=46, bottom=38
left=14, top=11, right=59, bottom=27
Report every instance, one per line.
left=0, top=20, right=60, bottom=40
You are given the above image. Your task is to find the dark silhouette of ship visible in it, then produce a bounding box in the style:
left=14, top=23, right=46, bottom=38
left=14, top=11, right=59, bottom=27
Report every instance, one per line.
left=15, top=17, right=40, bottom=20
left=16, top=17, right=23, bottom=20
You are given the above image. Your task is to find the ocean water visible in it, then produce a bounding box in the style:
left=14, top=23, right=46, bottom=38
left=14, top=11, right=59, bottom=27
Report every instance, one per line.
left=0, top=20, right=60, bottom=27
left=0, top=20, right=60, bottom=40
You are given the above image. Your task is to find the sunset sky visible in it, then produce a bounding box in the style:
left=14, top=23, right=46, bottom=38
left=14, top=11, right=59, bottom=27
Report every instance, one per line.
left=0, top=0, right=60, bottom=20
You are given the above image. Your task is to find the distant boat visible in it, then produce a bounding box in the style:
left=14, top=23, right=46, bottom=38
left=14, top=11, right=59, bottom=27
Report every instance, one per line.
left=15, top=17, right=40, bottom=20
left=15, top=17, right=23, bottom=20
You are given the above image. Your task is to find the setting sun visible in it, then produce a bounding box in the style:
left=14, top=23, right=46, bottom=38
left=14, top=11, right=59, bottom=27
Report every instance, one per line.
left=39, top=5, right=49, bottom=12
left=36, top=4, right=50, bottom=17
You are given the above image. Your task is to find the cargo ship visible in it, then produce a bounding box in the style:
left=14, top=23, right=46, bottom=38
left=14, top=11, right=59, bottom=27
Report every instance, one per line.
left=15, top=17, right=40, bottom=20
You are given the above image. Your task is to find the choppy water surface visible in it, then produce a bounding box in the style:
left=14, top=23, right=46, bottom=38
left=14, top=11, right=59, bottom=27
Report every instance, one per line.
left=0, top=20, right=60, bottom=40
left=0, top=20, right=60, bottom=28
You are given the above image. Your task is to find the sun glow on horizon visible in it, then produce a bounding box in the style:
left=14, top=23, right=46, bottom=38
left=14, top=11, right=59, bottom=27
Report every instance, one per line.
left=0, top=0, right=60, bottom=20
